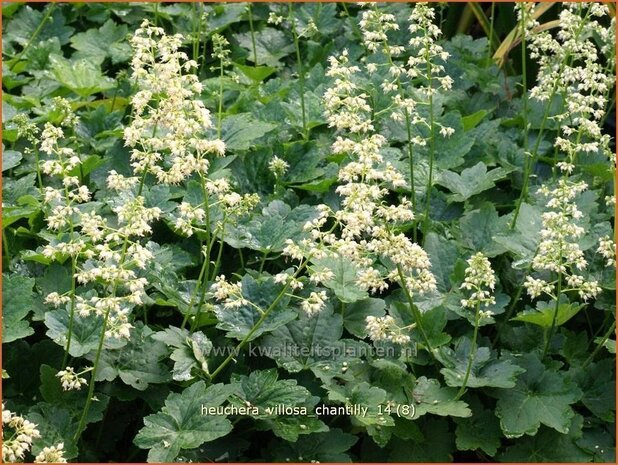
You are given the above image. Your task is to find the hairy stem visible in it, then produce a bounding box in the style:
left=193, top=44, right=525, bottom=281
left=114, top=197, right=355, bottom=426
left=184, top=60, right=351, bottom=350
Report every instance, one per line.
left=582, top=321, right=616, bottom=368
left=421, top=33, right=436, bottom=244
left=62, top=256, right=78, bottom=368
left=74, top=304, right=112, bottom=440
left=396, top=265, right=433, bottom=353
left=542, top=255, right=562, bottom=359
left=289, top=3, right=307, bottom=140
left=8, top=3, right=56, bottom=71
left=247, top=4, right=258, bottom=64
left=456, top=303, right=481, bottom=399
left=2, top=230, right=11, bottom=268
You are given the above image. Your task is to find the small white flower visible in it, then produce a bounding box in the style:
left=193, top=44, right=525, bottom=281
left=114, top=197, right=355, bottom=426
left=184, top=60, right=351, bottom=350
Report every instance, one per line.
left=301, top=291, right=328, bottom=316
left=56, top=367, right=88, bottom=391
left=34, top=443, right=67, bottom=463
left=460, top=252, right=496, bottom=308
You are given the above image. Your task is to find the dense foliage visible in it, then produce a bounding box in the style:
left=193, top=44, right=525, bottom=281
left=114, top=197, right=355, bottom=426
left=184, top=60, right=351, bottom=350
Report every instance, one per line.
left=2, top=2, right=616, bottom=463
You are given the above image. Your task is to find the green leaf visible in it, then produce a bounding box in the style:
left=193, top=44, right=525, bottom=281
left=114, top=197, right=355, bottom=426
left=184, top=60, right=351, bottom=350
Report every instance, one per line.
left=570, top=359, right=615, bottom=422
left=327, top=381, right=394, bottom=445
left=4, top=6, right=74, bottom=47
left=594, top=336, right=616, bottom=354
left=454, top=398, right=502, bottom=456
left=343, top=298, right=386, bottom=338
left=49, top=54, right=115, bottom=97
left=389, top=418, right=455, bottom=462
left=2, top=273, right=35, bottom=343
left=411, top=377, right=472, bottom=419
left=281, top=90, right=327, bottom=130
left=89, top=323, right=170, bottom=391
left=512, top=298, right=584, bottom=328
left=2, top=148, right=22, bottom=171
left=311, top=255, right=368, bottom=303
left=461, top=109, right=489, bottom=131
left=214, top=274, right=295, bottom=341
left=268, top=429, right=358, bottom=462
left=494, top=353, right=582, bottom=438
left=261, top=303, right=364, bottom=379
left=499, top=415, right=590, bottom=462
left=437, top=337, right=525, bottom=388
left=22, top=37, right=62, bottom=71
left=153, top=327, right=212, bottom=382
left=423, top=232, right=458, bottom=292
left=134, top=382, right=234, bottom=462
left=225, top=201, right=318, bottom=253
left=297, top=3, right=340, bottom=35
left=415, top=111, right=476, bottom=170
left=457, top=203, right=509, bottom=257
left=493, top=203, right=542, bottom=263
left=230, top=369, right=327, bottom=441
left=236, top=28, right=295, bottom=67
left=70, top=19, right=131, bottom=64
left=437, top=162, right=511, bottom=202
left=231, top=369, right=310, bottom=410
left=221, top=113, right=277, bottom=151
left=28, top=405, right=80, bottom=460
left=576, top=427, right=616, bottom=463
left=234, top=63, right=277, bottom=83
left=45, top=303, right=124, bottom=357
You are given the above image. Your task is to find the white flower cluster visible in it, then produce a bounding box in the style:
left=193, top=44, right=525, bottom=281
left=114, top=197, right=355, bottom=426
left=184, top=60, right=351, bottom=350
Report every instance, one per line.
left=301, top=291, right=328, bottom=316
left=526, top=3, right=614, bottom=174
left=324, top=49, right=372, bottom=134
left=211, top=275, right=248, bottom=309
left=268, top=156, right=289, bottom=179
left=34, top=443, right=67, bottom=464
left=407, top=3, right=453, bottom=95
left=460, top=252, right=496, bottom=309
left=597, top=235, right=616, bottom=268
left=358, top=8, right=401, bottom=54
left=358, top=3, right=453, bottom=133
left=125, top=20, right=225, bottom=185
left=282, top=39, right=439, bottom=315
left=524, top=180, right=601, bottom=302
left=2, top=405, right=40, bottom=463
left=366, top=315, right=412, bottom=345
left=38, top=99, right=91, bottom=236
left=175, top=202, right=205, bottom=237
left=56, top=366, right=88, bottom=391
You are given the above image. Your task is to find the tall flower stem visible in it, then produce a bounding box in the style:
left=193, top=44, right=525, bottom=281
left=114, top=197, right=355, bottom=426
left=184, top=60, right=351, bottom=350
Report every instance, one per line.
left=247, top=4, right=258, bottom=64
left=76, top=116, right=156, bottom=440
left=288, top=3, right=308, bottom=140
left=180, top=251, right=210, bottom=330
left=182, top=177, right=214, bottom=331
left=511, top=5, right=592, bottom=228
left=491, top=249, right=538, bottom=349
left=7, top=3, right=56, bottom=71
left=405, top=111, right=417, bottom=243
left=583, top=321, right=617, bottom=368
left=455, top=302, right=480, bottom=400
left=396, top=265, right=433, bottom=353
left=542, top=252, right=562, bottom=359
left=192, top=2, right=204, bottom=65
left=2, top=230, right=11, bottom=267
left=217, top=58, right=224, bottom=138
left=421, top=87, right=436, bottom=243
left=190, top=219, right=227, bottom=333
left=62, top=256, right=78, bottom=368
left=75, top=304, right=112, bottom=440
